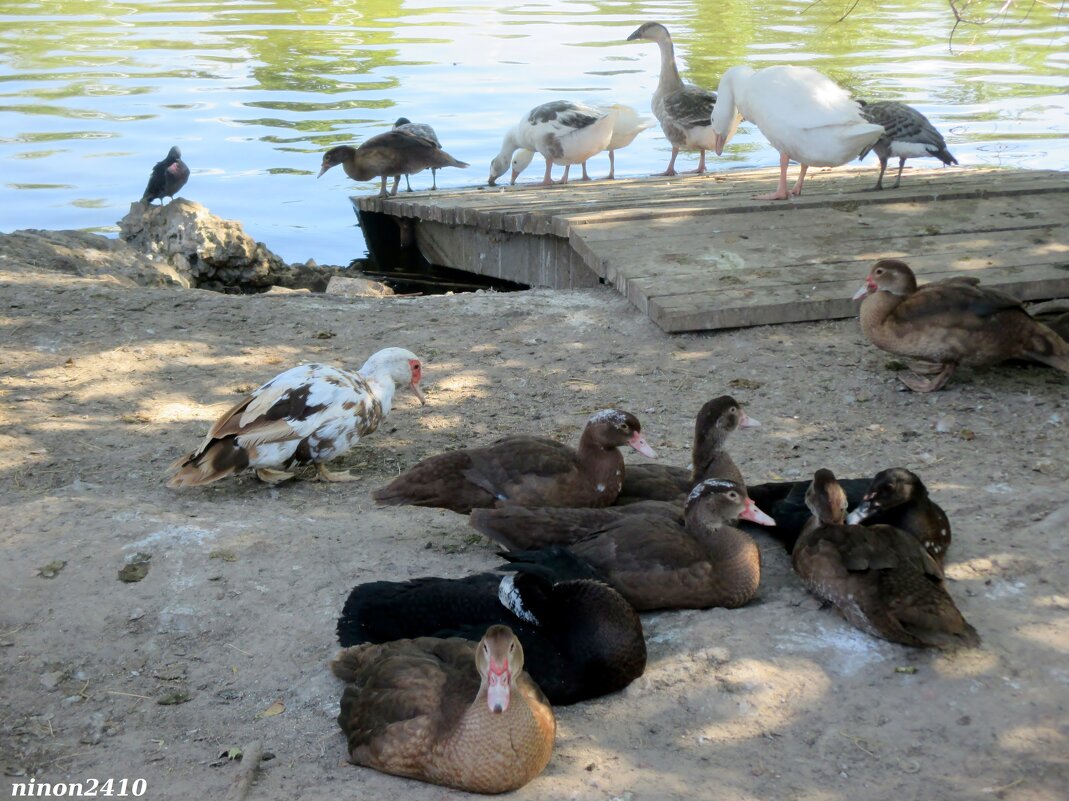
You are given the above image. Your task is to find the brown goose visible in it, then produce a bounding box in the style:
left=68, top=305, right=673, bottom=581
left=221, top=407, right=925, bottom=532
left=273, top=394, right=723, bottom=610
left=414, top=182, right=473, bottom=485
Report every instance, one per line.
left=331, top=625, right=555, bottom=794
left=319, top=127, right=468, bottom=198
left=615, top=395, right=759, bottom=505
left=857, top=101, right=958, bottom=190
left=854, top=259, right=1069, bottom=391
left=792, top=469, right=979, bottom=649
left=372, top=409, right=656, bottom=513
left=626, top=22, right=719, bottom=176
left=475, top=478, right=775, bottom=611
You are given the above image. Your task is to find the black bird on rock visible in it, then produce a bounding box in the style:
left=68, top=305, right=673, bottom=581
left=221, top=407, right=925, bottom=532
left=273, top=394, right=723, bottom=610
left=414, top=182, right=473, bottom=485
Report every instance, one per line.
left=142, top=146, right=190, bottom=204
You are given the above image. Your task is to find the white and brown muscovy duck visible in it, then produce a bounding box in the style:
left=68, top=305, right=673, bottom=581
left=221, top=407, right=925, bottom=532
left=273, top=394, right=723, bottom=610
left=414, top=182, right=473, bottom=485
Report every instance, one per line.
left=711, top=65, right=884, bottom=200
left=168, top=347, right=425, bottom=487
left=626, top=22, right=721, bottom=176
left=142, top=146, right=190, bottom=205
left=856, top=100, right=958, bottom=190
left=393, top=117, right=443, bottom=191
left=488, top=101, right=618, bottom=186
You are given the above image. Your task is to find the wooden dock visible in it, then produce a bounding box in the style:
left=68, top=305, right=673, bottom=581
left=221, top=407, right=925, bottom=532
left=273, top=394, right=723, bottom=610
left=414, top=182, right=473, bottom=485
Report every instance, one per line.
left=353, top=166, right=1069, bottom=333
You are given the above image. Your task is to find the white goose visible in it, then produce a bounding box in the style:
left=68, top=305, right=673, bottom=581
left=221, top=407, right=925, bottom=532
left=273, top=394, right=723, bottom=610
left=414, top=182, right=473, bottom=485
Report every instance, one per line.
left=488, top=101, right=618, bottom=186
left=509, top=104, right=653, bottom=183
left=626, top=22, right=720, bottom=176
left=711, top=65, right=885, bottom=200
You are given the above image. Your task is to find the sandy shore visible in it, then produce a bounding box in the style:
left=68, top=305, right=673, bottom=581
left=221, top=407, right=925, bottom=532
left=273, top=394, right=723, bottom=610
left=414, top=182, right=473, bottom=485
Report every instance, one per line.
left=2, top=250, right=1067, bottom=801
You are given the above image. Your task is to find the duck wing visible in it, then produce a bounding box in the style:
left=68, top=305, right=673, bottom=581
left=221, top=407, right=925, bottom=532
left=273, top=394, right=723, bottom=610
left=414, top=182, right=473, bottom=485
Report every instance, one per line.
left=662, top=85, right=716, bottom=129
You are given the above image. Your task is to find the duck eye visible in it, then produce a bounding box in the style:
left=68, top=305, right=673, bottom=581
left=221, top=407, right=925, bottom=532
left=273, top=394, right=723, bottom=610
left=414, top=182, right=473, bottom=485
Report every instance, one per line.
left=728, top=491, right=738, bottom=500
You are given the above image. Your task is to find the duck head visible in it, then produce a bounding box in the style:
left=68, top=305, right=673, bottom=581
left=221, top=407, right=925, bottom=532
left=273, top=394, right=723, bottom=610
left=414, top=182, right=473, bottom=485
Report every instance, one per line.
left=804, top=469, right=849, bottom=525
left=626, top=21, right=671, bottom=44
left=584, top=409, right=656, bottom=457
left=685, top=478, right=775, bottom=528
left=360, top=347, right=427, bottom=404
left=847, top=467, right=926, bottom=524
left=852, top=259, right=918, bottom=300
left=509, top=149, right=536, bottom=185
left=318, top=145, right=356, bottom=178
left=476, top=625, right=524, bottom=714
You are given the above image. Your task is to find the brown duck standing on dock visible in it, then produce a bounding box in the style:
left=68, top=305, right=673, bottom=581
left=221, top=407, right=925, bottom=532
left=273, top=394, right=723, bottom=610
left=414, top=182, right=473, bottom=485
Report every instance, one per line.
left=615, top=395, right=759, bottom=504
left=330, top=625, right=555, bottom=794
left=319, top=127, right=468, bottom=198
left=372, top=409, right=656, bottom=513
left=474, top=478, right=775, bottom=611
left=857, top=101, right=958, bottom=190
left=141, top=146, right=189, bottom=204
left=853, top=259, right=1069, bottom=391
left=792, top=469, right=979, bottom=649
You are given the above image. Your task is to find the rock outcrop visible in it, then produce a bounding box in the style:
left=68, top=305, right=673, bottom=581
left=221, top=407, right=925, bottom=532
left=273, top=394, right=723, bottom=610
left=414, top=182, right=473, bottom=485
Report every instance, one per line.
left=0, top=229, right=188, bottom=288
left=119, top=199, right=286, bottom=290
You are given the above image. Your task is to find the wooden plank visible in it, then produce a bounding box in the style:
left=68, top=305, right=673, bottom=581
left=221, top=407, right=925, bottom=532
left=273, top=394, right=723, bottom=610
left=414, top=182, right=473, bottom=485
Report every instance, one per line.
left=648, top=264, right=1069, bottom=332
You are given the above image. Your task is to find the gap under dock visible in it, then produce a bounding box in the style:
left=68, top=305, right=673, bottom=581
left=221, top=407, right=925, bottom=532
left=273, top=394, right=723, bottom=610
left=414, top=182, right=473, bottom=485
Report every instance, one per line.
left=352, top=165, right=1069, bottom=333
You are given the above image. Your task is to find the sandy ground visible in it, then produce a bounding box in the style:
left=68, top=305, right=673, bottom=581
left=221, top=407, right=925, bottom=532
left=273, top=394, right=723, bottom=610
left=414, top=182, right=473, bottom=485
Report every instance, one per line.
left=2, top=252, right=1068, bottom=801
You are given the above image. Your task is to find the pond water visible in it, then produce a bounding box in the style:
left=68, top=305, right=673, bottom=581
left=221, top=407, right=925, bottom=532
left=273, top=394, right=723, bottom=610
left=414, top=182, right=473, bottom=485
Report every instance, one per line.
left=1, top=0, right=1066, bottom=266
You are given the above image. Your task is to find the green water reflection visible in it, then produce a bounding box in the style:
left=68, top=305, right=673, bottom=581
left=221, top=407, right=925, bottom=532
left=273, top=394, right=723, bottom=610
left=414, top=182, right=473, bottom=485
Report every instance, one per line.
left=0, top=0, right=1065, bottom=264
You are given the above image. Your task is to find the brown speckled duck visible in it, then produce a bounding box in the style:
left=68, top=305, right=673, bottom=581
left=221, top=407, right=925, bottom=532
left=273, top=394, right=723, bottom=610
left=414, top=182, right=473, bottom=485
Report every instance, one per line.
left=792, top=469, right=979, bottom=649
left=749, top=467, right=950, bottom=563
left=854, top=259, right=1069, bottom=391
left=336, top=546, right=645, bottom=706
left=857, top=100, right=958, bottom=190
left=319, top=127, right=468, bottom=197
left=330, top=625, right=555, bottom=794
left=372, top=409, right=656, bottom=513
left=615, top=395, right=759, bottom=505
left=474, top=478, right=775, bottom=611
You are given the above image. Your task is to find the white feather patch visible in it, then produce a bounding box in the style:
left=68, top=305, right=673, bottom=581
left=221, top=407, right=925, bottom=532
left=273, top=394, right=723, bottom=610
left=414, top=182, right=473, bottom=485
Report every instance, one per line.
left=498, top=575, right=539, bottom=625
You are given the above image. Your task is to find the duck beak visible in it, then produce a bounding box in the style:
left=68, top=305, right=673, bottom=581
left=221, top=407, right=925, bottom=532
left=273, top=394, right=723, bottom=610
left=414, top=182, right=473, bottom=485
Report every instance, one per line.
left=852, top=276, right=876, bottom=301
left=410, top=380, right=427, bottom=405
left=509, top=169, right=520, bottom=185
left=317, top=163, right=330, bottom=179
left=628, top=431, right=657, bottom=458
left=740, top=499, right=775, bottom=526
left=714, top=132, right=727, bottom=157
left=739, top=412, right=761, bottom=429
left=846, top=498, right=876, bottom=524
left=486, top=660, right=511, bottom=714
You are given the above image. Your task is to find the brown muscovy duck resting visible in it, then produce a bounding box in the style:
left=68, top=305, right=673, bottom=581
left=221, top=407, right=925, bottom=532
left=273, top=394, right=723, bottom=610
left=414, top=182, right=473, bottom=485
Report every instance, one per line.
left=748, top=467, right=951, bottom=564
left=791, top=469, right=979, bottom=650
left=331, top=625, right=555, bottom=794
left=142, top=146, right=189, bottom=204
left=336, top=546, right=645, bottom=706
left=854, top=259, right=1069, bottom=392
left=319, top=126, right=468, bottom=198
left=473, top=478, right=775, bottom=611
left=372, top=409, right=656, bottom=513
left=615, top=394, right=759, bottom=505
